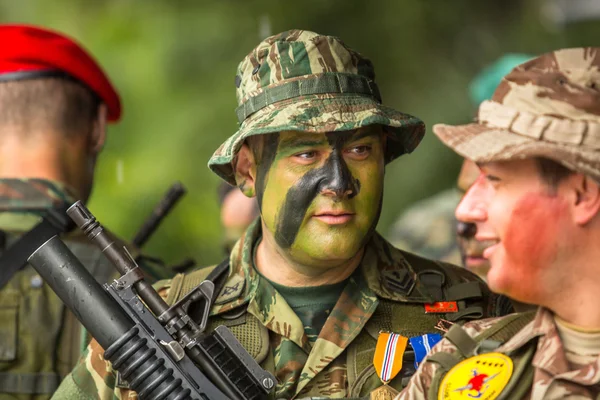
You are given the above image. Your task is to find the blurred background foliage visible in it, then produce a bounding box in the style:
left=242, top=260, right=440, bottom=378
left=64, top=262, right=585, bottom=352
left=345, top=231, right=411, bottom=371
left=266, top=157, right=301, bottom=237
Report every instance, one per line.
left=1, top=0, right=598, bottom=268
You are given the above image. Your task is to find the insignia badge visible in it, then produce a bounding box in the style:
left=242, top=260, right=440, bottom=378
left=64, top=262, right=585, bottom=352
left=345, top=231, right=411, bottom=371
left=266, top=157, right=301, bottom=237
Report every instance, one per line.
left=425, top=301, right=458, bottom=313
left=373, top=332, right=408, bottom=385
left=215, top=275, right=245, bottom=304
left=382, top=269, right=415, bottom=295
left=438, top=353, right=513, bottom=400
left=370, top=383, right=399, bottom=400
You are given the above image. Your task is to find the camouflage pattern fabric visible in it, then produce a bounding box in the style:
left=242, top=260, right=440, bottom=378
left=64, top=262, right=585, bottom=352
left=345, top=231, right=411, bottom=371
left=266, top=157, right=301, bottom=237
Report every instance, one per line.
left=386, top=189, right=462, bottom=266
left=0, top=179, right=118, bottom=399
left=208, top=30, right=425, bottom=185
left=434, top=47, right=600, bottom=183
left=0, top=179, right=168, bottom=399
left=396, top=307, right=600, bottom=399
left=54, top=219, right=510, bottom=399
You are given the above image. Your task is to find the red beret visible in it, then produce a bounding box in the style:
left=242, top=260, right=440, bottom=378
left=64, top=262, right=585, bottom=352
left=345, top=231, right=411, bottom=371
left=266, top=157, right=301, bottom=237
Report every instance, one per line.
left=0, top=24, right=121, bottom=122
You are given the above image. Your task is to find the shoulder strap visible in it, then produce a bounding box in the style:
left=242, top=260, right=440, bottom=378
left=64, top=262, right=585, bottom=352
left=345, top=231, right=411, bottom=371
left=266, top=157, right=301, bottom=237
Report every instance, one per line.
left=0, top=205, right=74, bottom=289
left=167, top=259, right=230, bottom=305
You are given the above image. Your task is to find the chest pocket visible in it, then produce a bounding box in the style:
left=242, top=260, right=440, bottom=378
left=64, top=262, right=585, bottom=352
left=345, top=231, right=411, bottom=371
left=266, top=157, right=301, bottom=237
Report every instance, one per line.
left=0, top=290, right=18, bottom=361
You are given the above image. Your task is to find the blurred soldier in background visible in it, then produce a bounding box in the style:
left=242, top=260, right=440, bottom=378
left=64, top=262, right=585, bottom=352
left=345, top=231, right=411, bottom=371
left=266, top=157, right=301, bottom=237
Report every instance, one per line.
left=218, top=182, right=260, bottom=254
left=387, top=54, right=532, bottom=280
left=0, top=24, right=164, bottom=399
left=55, top=30, right=510, bottom=399
left=398, top=47, right=600, bottom=400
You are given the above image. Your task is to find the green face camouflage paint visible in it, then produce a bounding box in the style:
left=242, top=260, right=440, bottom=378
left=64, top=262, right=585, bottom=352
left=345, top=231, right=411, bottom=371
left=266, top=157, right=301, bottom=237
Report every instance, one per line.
left=256, top=127, right=385, bottom=265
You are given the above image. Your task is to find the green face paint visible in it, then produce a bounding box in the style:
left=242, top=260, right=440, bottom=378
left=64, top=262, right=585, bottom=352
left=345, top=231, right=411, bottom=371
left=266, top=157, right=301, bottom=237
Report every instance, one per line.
left=255, top=127, right=385, bottom=266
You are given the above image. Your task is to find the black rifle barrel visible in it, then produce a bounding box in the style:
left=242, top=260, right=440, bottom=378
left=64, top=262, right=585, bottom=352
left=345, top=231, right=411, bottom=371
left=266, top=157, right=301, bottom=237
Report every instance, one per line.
left=67, top=201, right=170, bottom=317
left=132, top=182, right=186, bottom=249
left=28, top=236, right=133, bottom=349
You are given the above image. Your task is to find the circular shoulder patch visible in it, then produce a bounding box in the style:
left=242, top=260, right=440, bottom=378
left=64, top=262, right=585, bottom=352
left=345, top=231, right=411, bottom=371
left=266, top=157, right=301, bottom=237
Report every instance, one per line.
left=438, top=353, right=513, bottom=400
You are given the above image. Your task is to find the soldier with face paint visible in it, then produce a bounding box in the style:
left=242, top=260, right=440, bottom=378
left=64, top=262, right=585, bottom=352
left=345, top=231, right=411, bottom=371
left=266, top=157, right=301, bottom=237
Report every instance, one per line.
left=53, top=30, right=510, bottom=400
left=396, top=48, right=600, bottom=400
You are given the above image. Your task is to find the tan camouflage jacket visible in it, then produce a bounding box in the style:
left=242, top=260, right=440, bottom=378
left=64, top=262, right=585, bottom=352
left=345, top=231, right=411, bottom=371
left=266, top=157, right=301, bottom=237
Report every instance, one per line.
left=54, top=219, right=510, bottom=399
left=397, top=307, right=600, bottom=399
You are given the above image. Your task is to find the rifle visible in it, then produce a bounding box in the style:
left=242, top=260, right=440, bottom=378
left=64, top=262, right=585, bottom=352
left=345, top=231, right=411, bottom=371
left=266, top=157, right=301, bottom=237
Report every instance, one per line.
left=28, top=201, right=275, bottom=400
left=133, top=182, right=187, bottom=249
left=132, top=181, right=196, bottom=274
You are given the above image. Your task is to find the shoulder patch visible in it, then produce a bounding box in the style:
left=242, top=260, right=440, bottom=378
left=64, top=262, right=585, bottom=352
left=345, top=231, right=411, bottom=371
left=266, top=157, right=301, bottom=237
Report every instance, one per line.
left=215, top=275, right=245, bottom=304
left=382, top=269, right=415, bottom=296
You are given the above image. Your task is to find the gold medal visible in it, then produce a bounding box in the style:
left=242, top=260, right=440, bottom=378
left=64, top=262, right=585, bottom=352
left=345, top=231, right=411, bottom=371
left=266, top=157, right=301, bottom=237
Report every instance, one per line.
left=438, top=353, right=513, bottom=400
left=370, top=383, right=399, bottom=400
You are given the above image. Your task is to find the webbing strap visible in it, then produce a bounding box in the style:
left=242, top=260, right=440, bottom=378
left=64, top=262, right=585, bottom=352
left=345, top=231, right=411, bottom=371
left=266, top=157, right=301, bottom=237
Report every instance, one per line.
left=444, top=324, right=478, bottom=358
left=445, top=305, right=484, bottom=322
left=475, top=311, right=536, bottom=344
left=427, top=352, right=462, bottom=372
left=0, top=372, right=61, bottom=394
left=235, top=72, right=381, bottom=122
left=0, top=205, right=74, bottom=289
left=446, top=282, right=482, bottom=301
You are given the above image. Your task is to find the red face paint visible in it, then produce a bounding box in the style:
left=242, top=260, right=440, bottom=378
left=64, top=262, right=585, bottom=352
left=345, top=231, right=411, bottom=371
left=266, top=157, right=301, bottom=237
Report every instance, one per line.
left=488, top=192, right=569, bottom=302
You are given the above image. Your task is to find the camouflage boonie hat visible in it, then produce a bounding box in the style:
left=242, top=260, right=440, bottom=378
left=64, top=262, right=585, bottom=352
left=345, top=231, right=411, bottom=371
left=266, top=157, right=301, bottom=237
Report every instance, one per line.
left=434, top=48, right=600, bottom=182
left=209, top=30, right=426, bottom=185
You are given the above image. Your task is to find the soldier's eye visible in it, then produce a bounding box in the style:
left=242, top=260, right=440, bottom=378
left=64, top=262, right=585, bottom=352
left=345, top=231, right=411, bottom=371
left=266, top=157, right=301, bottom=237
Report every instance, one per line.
left=295, top=151, right=317, bottom=160
left=485, top=175, right=501, bottom=183
left=346, top=145, right=371, bottom=160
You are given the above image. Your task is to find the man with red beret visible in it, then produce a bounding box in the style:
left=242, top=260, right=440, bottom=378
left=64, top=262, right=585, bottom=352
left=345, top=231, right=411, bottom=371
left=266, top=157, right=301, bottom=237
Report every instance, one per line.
left=0, top=24, right=157, bottom=399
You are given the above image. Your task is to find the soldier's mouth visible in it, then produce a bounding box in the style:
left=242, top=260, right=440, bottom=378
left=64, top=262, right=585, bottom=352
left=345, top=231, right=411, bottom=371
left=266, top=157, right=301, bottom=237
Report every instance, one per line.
left=313, top=211, right=355, bottom=225
left=483, top=242, right=500, bottom=259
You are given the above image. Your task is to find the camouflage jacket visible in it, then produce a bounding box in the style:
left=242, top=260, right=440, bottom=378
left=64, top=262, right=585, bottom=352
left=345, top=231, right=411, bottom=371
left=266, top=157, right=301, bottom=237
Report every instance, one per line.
left=54, top=219, right=510, bottom=399
left=0, top=179, right=166, bottom=400
left=397, top=307, right=600, bottom=399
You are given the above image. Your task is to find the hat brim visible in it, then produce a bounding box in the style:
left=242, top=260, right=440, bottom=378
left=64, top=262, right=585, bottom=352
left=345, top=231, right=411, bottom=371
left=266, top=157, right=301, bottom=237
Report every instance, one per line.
left=433, top=122, right=600, bottom=182
left=209, top=94, right=425, bottom=185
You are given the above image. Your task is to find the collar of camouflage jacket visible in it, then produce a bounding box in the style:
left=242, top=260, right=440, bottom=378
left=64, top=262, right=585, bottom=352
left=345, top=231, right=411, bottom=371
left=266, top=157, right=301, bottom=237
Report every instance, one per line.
left=497, top=307, right=600, bottom=385
left=203, top=220, right=451, bottom=395
left=0, top=178, right=76, bottom=232
left=211, top=219, right=441, bottom=318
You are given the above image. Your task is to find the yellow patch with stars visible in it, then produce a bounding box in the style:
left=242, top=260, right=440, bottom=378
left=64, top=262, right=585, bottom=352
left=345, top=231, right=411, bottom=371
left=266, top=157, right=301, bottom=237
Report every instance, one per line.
left=438, top=353, right=513, bottom=400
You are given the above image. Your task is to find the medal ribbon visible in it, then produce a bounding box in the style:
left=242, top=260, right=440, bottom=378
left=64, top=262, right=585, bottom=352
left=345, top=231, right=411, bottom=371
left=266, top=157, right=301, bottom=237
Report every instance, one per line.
left=374, top=332, right=408, bottom=383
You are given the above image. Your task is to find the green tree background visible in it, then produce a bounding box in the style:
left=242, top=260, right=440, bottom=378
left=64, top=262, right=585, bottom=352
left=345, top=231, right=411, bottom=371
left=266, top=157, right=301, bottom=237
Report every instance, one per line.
left=1, top=0, right=597, bottom=268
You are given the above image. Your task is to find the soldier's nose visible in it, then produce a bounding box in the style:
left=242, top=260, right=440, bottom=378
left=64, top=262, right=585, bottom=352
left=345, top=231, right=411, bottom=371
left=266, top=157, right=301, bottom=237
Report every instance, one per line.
left=457, top=222, right=477, bottom=238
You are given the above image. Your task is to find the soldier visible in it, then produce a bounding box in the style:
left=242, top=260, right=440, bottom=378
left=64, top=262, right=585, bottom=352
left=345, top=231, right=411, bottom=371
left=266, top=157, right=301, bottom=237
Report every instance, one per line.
left=53, top=30, right=511, bottom=399
left=218, top=182, right=260, bottom=254
left=0, top=24, right=162, bottom=399
left=397, top=48, right=600, bottom=399
left=387, top=54, right=532, bottom=279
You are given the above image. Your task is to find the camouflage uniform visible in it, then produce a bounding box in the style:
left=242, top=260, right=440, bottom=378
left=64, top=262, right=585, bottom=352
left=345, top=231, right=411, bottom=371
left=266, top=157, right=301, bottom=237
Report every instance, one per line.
left=397, top=48, right=600, bottom=399
left=58, top=219, right=510, bottom=399
left=396, top=308, right=600, bottom=399
left=0, top=179, right=119, bottom=399
left=53, top=30, right=511, bottom=399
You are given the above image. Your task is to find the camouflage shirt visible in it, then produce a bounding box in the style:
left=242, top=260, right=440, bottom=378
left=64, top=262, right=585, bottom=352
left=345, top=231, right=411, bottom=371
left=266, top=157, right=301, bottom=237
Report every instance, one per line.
left=54, top=219, right=509, bottom=399
left=397, top=307, right=600, bottom=399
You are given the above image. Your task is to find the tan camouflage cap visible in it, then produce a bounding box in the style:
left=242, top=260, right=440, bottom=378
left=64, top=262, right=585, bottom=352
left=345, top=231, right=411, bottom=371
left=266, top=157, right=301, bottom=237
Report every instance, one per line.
left=434, top=48, right=600, bottom=182
left=209, top=30, right=426, bottom=185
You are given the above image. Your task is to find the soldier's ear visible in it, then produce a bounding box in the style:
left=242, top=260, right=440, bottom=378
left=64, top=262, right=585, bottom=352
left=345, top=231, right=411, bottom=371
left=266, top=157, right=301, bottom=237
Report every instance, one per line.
left=89, top=103, right=107, bottom=154
left=570, top=173, right=600, bottom=226
left=234, top=143, right=257, bottom=198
